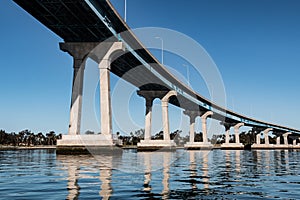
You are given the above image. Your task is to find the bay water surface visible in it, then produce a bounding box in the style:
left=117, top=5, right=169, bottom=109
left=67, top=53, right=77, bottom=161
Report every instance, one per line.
left=1, top=149, right=300, bottom=199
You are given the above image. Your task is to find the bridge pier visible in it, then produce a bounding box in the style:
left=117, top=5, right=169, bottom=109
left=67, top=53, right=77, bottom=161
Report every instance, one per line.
left=256, top=133, right=261, bottom=145
left=234, top=123, right=244, bottom=145
left=276, top=136, right=280, bottom=145
left=137, top=90, right=177, bottom=151
left=274, top=132, right=291, bottom=149
left=144, top=96, right=155, bottom=141
left=57, top=42, right=125, bottom=154
left=59, top=42, right=99, bottom=135
left=221, top=122, right=244, bottom=150
left=252, top=128, right=274, bottom=149
left=293, top=137, right=300, bottom=149
left=283, top=133, right=289, bottom=145
left=184, top=111, right=213, bottom=150
left=185, top=110, right=197, bottom=143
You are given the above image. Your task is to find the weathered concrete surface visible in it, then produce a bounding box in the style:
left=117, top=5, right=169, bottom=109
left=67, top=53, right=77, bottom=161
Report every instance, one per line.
left=56, top=135, right=122, bottom=154
left=251, top=144, right=274, bottom=149
left=273, top=144, right=292, bottom=149
left=137, top=140, right=176, bottom=151
left=184, top=142, right=213, bottom=150
left=221, top=143, right=244, bottom=150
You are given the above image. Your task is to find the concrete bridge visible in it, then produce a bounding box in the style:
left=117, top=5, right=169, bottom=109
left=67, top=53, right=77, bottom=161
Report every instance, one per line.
left=12, top=0, right=300, bottom=153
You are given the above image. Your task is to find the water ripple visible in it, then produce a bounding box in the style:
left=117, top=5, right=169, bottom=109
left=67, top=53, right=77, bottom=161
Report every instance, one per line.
left=1, top=149, right=300, bottom=199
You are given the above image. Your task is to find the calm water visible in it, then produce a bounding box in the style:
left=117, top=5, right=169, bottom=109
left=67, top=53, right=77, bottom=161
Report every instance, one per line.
left=1, top=149, right=300, bottom=199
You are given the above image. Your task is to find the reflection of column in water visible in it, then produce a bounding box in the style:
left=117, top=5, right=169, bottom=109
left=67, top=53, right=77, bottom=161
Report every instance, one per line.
left=264, top=150, right=271, bottom=174
left=225, top=150, right=231, bottom=177
left=99, top=155, right=112, bottom=200
left=67, top=162, right=80, bottom=200
left=202, top=152, right=209, bottom=190
left=143, top=152, right=152, bottom=192
left=256, top=150, right=262, bottom=163
left=284, top=150, right=289, bottom=172
left=256, top=150, right=262, bottom=173
left=189, top=151, right=197, bottom=190
left=274, top=150, right=281, bottom=171
left=162, top=152, right=171, bottom=199
left=235, top=150, right=241, bottom=175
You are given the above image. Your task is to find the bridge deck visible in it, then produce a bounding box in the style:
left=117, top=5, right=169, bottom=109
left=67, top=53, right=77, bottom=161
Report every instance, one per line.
left=12, top=0, right=300, bottom=134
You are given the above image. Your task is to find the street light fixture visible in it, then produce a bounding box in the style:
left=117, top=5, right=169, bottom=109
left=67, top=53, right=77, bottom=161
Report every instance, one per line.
left=124, top=0, right=127, bottom=22
left=155, top=36, right=164, bottom=66
left=183, top=64, right=190, bottom=87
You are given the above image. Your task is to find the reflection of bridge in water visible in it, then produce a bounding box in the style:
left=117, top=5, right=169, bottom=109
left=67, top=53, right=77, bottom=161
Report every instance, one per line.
left=56, top=151, right=212, bottom=199
left=12, top=0, right=300, bottom=152
left=56, top=150, right=300, bottom=199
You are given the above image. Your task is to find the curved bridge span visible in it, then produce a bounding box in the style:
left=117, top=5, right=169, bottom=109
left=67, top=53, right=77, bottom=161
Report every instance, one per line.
left=13, top=0, right=300, bottom=151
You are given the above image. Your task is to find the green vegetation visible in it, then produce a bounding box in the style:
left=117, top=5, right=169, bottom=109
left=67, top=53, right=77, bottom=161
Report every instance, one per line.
left=0, top=129, right=62, bottom=146
left=118, top=129, right=189, bottom=146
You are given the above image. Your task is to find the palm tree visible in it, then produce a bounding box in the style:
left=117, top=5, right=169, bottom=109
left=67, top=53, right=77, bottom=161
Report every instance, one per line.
left=46, top=131, right=56, bottom=145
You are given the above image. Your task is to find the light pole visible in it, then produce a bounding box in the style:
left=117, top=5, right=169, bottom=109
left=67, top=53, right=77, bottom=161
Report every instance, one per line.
left=183, top=64, right=190, bottom=87
left=155, top=36, right=164, bottom=66
left=124, top=0, right=127, bottom=22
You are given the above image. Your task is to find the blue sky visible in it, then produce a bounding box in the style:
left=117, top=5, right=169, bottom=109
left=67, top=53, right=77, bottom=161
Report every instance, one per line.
left=0, top=0, right=300, bottom=135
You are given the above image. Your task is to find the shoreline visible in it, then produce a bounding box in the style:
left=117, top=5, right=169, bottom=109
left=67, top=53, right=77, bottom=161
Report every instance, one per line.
left=0, top=145, right=56, bottom=150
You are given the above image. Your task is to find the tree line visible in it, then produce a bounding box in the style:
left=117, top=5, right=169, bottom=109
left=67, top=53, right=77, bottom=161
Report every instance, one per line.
left=1, top=127, right=289, bottom=147
left=0, top=129, right=62, bottom=146
left=117, top=128, right=289, bottom=146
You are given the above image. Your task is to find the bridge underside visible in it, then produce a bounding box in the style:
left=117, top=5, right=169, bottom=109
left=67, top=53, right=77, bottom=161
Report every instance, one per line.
left=13, top=0, right=300, bottom=142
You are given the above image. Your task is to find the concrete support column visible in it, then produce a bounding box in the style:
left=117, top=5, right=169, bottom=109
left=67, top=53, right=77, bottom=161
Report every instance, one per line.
left=256, top=133, right=261, bottom=145
left=234, top=123, right=244, bottom=144
left=161, top=91, right=177, bottom=141
left=138, top=91, right=169, bottom=142
left=263, top=128, right=273, bottom=145
left=69, top=62, right=85, bottom=135
left=184, top=111, right=198, bottom=143
left=201, top=111, right=213, bottom=143
left=221, top=123, right=231, bottom=144
left=144, top=98, right=154, bottom=141
left=188, top=115, right=196, bottom=143
left=98, top=42, right=125, bottom=137
left=98, top=66, right=112, bottom=137
left=293, top=139, right=297, bottom=146
left=225, top=127, right=230, bottom=144
left=283, top=132, right=291, bottom=145
left=161, top=101, right=170, bottom=141
left=60, top=42, right=99, bottom=135
left=276, top=137, right=281, bottom=145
